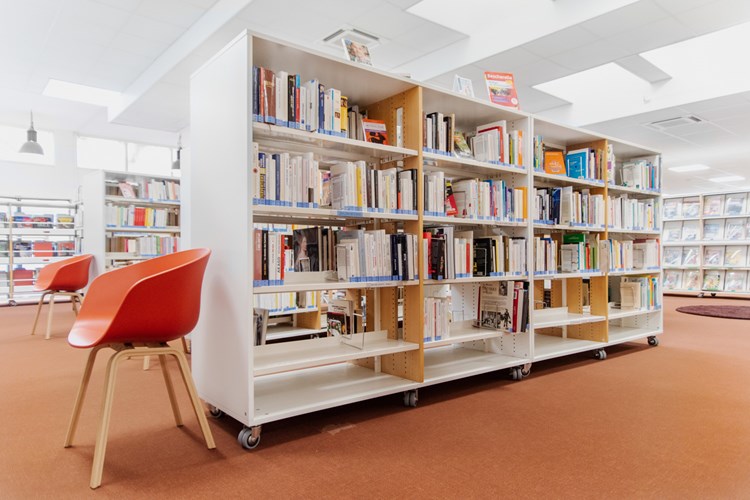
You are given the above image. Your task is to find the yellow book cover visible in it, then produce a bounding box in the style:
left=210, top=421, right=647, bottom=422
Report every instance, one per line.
left=341, top=96, right=348, bottom=134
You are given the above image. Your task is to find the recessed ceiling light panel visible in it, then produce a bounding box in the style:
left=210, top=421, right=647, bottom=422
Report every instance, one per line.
left=668, top=164, right=710, bottom=173
left=710, top=175, right=745, bottom=183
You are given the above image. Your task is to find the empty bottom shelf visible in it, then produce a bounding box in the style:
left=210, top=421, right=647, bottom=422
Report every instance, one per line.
left=253, top=363, right=417, bottom=425
left=533, top=334, right=604, bottom=361
left=423, top=346, right=528, bottom=386
left=607, top=325, right=661, bottom=346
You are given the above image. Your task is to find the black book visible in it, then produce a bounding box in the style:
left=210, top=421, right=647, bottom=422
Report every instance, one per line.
left=252, top=66, right=260, bottom=116
left=293, top=227, right=321, bottom=272
left=261, top=230, right=268, bottom=280
left=430, top=237, right=446, bottom=279
left=287, top=74, right=295, bottom=124
left=474, top=244, right=489, bottom=277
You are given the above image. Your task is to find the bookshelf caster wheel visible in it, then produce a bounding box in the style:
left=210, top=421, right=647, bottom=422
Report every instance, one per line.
left=520, top=364, right=532, bottom=378
left=403, top=390, right=418, bottom=407
left=648, top=336, right=659, bottom=347
left=208, top=406, right=224, bottom=418
left=8, top=300, right=17, bottom=307
left=509, top=367, right=523, bottom=381
left=698, top=293, right=705, bottom=298
left=238, top=427, right=261, bottom=450
left=711, top=293, right=717, bottom=297
left=593, top=349, right=607, bottom=360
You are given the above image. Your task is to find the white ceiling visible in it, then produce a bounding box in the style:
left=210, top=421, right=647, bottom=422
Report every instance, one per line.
left=0, top=0, right=749, bottom=195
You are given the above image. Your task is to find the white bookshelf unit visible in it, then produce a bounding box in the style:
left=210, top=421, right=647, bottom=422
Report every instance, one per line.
left=663, top=190, right=750, bottom=297
left=190, top=31, right=662, bottom=449
left=0, top=196, right=80, bottom=306
left=81, top=170, right=181, bottom=277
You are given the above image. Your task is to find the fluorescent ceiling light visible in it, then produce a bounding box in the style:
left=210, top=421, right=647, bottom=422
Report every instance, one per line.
left=43, top=79, right=120, bottom=107
left=668, top=164, right=710, bottom=173
left=533, top=62, right=649, bottom=103
left=641, top=20, right=750, bottom=76
left=710, top=175, right=745, bottom=183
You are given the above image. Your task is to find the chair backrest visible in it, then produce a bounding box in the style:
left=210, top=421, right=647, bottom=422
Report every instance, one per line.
left=35, top=254, right=94, bottom=292
left=71, top=249, right=210, bottom=346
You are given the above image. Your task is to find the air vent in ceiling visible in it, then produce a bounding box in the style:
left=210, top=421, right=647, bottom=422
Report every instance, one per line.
left=646, top=115, right=703, bottom=131
left=322, top=27, right=381, bottom=49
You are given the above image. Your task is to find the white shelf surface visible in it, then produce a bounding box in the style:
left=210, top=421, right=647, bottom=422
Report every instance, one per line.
left=105, top=253, right=150, bottom=261
left=607, top=269, right=661, bottom=276
left=606, top=227, right=661, bottom=235
left=267, top=307, right=318, bottom=317
left=533, top=334, right=604, bottom=361
left=252, top=204, right=417, bottom=225
left=608, top=306, right=662, bottom=320
left=533, top=271, right=603, bottom=280
left=10, top=257, right=74, bottom=265
left=663, top=217, right=701, bottom=222
left=256, top=279, right=418, bottom=294
left=105, top=195, right=180, bottom=207
left=607, top=325, right=661, bottom=346
left=10, top=228, right=75, bottom=236
left=423, top=214, right=525, bottom=227
left=252, top=122, right=418, bottom=160
left=253, top=363, right=418, bottom=425
left=254, top=331, right=419, bottom=376
left=265, top=325, right=326, bottom=342
left=424, top=274, right=527, bottom=285
left=422, top=346, right=528, bottom=386
left=424, top=323, right=504, bottom=349
left=607, top=185, right=660, bottom=197
left=422, top=151, right=526, bottom=176
left=534, top=223, right=605, bottom=232
left=533, top=171, right=607, bottom=189
left=534, top=307, right=606, bottom=328
left=105, top=226, right=181, bottom=233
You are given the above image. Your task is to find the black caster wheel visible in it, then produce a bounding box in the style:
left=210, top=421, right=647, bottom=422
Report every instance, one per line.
left=698, top=293, right=705, bottom=298
left=520, top=364, right=532, bottom=378
left=593, top=349, right=607, bottom=360
left=403, top=390, right=418, bottom=407
left=238, top=427, right=261, bottom=450
left=509, top=367, right=523, bottom=381
left=8, top=300, right=17, bottom=307
left=208, top=405, right=224, bottom=419
left=711, top=293, right=717, bottom=297
left=648, top=336, right=659, bottom=347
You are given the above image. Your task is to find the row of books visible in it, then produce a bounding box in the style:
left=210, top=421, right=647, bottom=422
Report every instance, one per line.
left=534, top=138, right=614, bottom=183
left=2, top=240, right=75, bottom=258
left=619, top=277, right=660, bottom=310
left=664, top=219, right=750, bottom=241
left=109, top=179, right=180, bottom=201
left=336, top=230, right=418, bottom=282
left=0, top=212, right=75, bottom=229
left=425, top=116, right=524, bottom=167
left=534, top=186, right=604, bottom=227
left=424, top=296, right=451, bottom=342
left=424, top=172, right=526, bottom=221
left=615, top=159, right=660, bottom=191
left=252, top=148, right=321, bottom=207
left=252, top=292, right=317, bottom=315
left=700, top=245, right=750, bottom=267
left=602, top=238, right=660, bottom=271
left=535, top=234, right=660, bottom=273
left=424, top=229, right=527, bottom=279
left=608, top=195, right=660, bottom=231
left=664, top=269, right=750, bottom=292
left=664, top=193, right=749, bottom=219
left=330, top=161, right=417, bottom=213
left=662, top=246, right=699, bottom=267
left=105, top=204, right=179, bottom=228
left=106, top=235, right=180, bottom=257
left=4, top=267, right=36, bottom=287
left=477, top=281, right=528, bottom=333
left=253, top=65, right=389, bottom=142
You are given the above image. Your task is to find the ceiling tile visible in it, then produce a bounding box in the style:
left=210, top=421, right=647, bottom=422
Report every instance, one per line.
left=553, top=41, right=630, bottom=72
left=514, top=59, right=571, bottom=87
left=607, top=17, right=695, bottom=54
left=368, top=42, right=423, bottom=70
left=50, top=18, right=119, bottom=46
left=121, top=13, right=187, bottom=44
left=59, top=0, right=133, bottom=29
left=91, top=0, right=143, bottom=12
left=136, top=0, right=207, bottom=28
left=475, top=48, right=542, bottom=72
left=523, top=26, right=601, bottom=58
left=712, top=115, right=750, bottom=135
left=518, top=87, right=570, bottom=114
left=265, top=12, right=344, bottom=44
left=674, top=0, right=750, bottom=33
left=350, top=3, right=428, bottom=40
left=580, top=0, right=671, bottom=38
left=653, top=0, right=719, bottom=14
left=109, top=32, right=170, bottom=58
left=181, top=0, right=219, bottom=9
left=392, top=22, right=465, bottom=52
left=385, top=0, right=421, bottom=8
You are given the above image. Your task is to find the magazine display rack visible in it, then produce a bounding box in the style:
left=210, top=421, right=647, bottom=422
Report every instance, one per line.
left=663, top=190, right=750, bottom=297
left=190, top=31, right=662, bottom=449
left=0, top=196, right=80, bottom=306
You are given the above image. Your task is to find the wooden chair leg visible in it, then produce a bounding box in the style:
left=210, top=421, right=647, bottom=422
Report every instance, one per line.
left=181, top=336, right=190, bottom=354
left=65, top=346, right=105, bottom=447
left=90, top=349, right=129, bottom=489
left=159, top=354, right=183, bottom=427
left=30, top=292, right=48, bottom=336
left=45, top=293, right=56, bottom=340
left=171, top=349, right=215, bottom=449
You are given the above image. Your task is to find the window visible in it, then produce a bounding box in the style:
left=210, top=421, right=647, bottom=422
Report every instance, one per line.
left=0, top=124, right=55, bottom=165
left=76, top=135, right=177, bottom=176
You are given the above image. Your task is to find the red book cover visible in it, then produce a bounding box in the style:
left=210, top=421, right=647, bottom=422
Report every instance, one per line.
left=422, top=231, right=432, bottom=276
left=32, top=241, right=54, bottom=258
left=253, top=229, right=263, bottom=281
left=484, top=71, right=519, bottom=109
left=13, top=269, right=34, bottom=287
left=134, top=207, right=146, bottom=226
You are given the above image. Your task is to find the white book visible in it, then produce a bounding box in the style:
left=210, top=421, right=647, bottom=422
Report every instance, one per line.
left=277, top=71, right=288, bottom=123
left=331, top=88, right=341, bottom=133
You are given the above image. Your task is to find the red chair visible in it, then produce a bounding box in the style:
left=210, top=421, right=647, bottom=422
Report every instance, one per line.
left=63, top=249, right=215, bottom=489
left=31, top=254, right=94, bottom=340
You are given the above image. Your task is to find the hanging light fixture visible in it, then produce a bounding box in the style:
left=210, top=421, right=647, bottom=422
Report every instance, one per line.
left=19, top=111, right=44, bottom=155
left=172, top=135, right=182, bottom=171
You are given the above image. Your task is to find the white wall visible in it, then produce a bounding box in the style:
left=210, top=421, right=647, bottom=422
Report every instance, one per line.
left=0, top=131, right=82, bottom=201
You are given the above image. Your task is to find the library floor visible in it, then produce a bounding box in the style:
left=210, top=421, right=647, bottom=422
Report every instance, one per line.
left=1, top=296, right=749, bottom=499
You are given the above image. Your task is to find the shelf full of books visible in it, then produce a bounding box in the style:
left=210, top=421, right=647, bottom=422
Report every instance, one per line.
left=0, top=197, right=81, bottom=305
left=189, top=31, right=662, bottom=442
left=81, top=170, right=181, bottom=276
left=663, top=190, right=750, bottom=296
